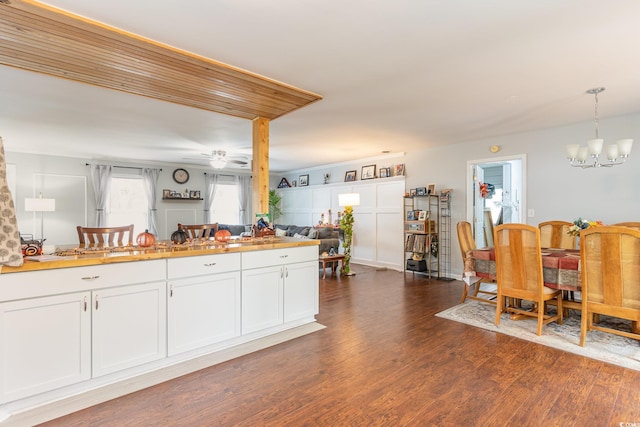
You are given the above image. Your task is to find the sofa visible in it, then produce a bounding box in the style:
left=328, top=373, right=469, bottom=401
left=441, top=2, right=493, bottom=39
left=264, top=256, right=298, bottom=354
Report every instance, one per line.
left=274, top=224, right=341, bottom=255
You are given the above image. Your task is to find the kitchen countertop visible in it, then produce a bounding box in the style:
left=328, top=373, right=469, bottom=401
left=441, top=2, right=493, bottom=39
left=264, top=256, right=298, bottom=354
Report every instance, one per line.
left=4, top=237, right=320, bottom=274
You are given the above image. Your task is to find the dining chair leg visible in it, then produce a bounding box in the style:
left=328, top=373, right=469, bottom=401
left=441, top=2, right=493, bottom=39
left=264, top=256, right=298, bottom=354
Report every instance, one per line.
left=460, top=284, right=469, bottom=304
left=495, top=295, right=503, bottom=326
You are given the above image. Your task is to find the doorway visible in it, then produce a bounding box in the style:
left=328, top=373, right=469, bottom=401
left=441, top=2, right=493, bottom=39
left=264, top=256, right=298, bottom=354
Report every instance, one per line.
left=466, top=154, right=526, bottom=247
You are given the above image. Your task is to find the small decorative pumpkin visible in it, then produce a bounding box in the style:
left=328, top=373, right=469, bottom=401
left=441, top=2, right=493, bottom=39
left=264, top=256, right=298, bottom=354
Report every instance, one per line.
left=171, top=224, right=188, bottom=244
left=136, top=229, right=156, bottom=247
left=214, top=229, right=231, bottom=242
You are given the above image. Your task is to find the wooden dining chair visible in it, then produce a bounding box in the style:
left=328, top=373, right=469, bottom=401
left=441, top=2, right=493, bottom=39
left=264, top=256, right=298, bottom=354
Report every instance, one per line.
left=579, top=226, right=640, bottom=346
left=538, top=220, right=576, bottom=249
left=494, top=223, right=563, bottom=336
left=180, top=223, right=219, bottom=239
left=612, top=222, right=640, bottom=230
left=77, top=224, right=134, bottom=247
left=457, top=221, right=497, bottom=304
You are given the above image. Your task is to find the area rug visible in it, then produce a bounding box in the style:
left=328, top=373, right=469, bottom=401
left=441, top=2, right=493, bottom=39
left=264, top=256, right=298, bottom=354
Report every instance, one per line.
left=436, top=300, right=640, bottom=371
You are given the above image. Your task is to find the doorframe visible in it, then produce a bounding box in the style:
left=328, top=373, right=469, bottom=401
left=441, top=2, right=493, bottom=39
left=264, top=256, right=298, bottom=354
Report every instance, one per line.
left=466, top=154, right=527, bottom=239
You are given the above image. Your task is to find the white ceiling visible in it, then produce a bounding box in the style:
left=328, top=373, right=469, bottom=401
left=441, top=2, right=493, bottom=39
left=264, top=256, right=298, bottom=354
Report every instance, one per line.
left=2, top=0, right=640, bottom=172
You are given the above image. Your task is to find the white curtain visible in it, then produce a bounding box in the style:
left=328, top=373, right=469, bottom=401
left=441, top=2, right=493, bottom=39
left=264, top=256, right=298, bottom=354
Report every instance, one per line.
left=89, top=164, right=112, bottom=227
left=203, top=173, right=219, bottom=223
left=141, top=168, right=161, bottom=235
left=236, top=175, right=251, bottom=225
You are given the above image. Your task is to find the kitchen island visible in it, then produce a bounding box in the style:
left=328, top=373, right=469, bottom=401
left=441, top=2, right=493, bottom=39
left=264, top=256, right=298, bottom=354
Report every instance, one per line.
left=0, top=238, right=320, bottom=426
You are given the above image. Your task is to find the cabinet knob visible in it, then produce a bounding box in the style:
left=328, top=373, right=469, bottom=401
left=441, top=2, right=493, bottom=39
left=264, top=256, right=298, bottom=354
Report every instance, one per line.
left=81, top=275, right=100, bottom=281
left=204, top=263, right=216, bottom=267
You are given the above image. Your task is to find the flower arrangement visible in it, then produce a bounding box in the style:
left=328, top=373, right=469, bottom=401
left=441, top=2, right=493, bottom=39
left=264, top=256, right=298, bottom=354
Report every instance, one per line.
left=567, top=218, right=603, bottom=237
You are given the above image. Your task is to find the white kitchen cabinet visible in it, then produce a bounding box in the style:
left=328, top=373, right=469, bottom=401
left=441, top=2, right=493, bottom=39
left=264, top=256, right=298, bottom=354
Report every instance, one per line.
left=0, top=292, right=91, bottom=404
left=242, top=246, right=318, bottom=334
left=92, top=281, right=167, bottom=377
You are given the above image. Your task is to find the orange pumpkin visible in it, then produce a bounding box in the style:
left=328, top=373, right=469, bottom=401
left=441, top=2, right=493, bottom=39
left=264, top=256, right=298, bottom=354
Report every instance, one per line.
left=136, top=229, right=156, bottom=247
left=214, top=229, right=232, bottom=242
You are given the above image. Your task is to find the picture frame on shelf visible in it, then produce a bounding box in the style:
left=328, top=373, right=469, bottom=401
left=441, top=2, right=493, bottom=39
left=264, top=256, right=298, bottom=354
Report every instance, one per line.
left=418, top=210, right=427, bottom=221
left=416, top=187, right=426, bottom=196
left=428, top=183, right=436, bottom=195
left=380, top=167, right=390, bottom=178
left=162, top=189, right=171, bottom=199
left=361, top=164, right=376, bottom=180
left=409, top=188, right=417, bottom=196
left=407, top=210, right=416, bottom=221
left=395, top=163, right=405, bottom=176
left=189, top=190, right=201, bottom=199
left=278, top=177, right=291, bottom=188
left=440, top=188, right=452, bottom=202
left=299, top=174, right=309, bottom=186
left=345, top=170, right=357, bottom=182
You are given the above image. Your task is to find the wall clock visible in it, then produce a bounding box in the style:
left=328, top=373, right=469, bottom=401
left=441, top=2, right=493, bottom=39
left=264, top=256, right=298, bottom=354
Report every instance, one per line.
left=172, top=168, right=190, bottom=184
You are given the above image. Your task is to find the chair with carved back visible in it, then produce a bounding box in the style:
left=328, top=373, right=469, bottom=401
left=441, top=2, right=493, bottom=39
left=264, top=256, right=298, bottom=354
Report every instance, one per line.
left=180, top=223, right=219, bottom=239
left=538, top=220, right=576, bottom=249
left=612, top=222, right=640, bottom=230
left=456, top=220, right=497, bottom=304
left=494, top=223, right=563, bottom=336
left=77, top=224, right=134, bottom=247
left=579, top=226, right=640, bottom=346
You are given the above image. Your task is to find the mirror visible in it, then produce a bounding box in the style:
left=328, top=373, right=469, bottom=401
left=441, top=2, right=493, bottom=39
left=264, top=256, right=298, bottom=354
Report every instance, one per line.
left=466, top=154, right=526, bottom=247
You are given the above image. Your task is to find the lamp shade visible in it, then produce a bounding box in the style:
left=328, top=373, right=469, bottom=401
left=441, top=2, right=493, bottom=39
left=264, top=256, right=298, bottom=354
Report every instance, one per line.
left=25, top=197, right=55, bottom=212
left=339, top=193, right=360, bottom=207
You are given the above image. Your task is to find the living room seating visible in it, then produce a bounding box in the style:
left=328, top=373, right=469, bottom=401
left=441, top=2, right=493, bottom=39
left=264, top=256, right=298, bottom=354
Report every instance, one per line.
left=274, top=224, right=340, bottom=254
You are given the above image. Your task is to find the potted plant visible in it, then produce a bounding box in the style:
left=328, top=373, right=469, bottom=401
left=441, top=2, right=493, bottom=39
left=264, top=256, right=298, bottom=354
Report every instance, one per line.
left=268, top=189, right=282, bottom=223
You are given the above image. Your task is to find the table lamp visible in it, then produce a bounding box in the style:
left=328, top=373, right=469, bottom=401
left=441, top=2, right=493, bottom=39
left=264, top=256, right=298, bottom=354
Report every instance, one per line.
left=24, top=193, right=56, bottom=242
left=338, top=193, right=360, bottom=276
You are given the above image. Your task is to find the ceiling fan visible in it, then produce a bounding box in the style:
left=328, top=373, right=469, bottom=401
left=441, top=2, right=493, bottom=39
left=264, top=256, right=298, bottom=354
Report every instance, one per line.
left=184, top=150, right=250, bottom=169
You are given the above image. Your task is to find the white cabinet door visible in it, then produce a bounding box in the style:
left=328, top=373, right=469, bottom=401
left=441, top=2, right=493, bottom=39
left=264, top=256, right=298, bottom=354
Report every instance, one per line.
left=284, top=260, right=319, bottom=323
left=92, top=282, right=167, bottom=377
left=0, top=292, right=91, bottom=403
left=241, top=265, right=283, bottom=334
left=168, top=271, right=241, bottom=356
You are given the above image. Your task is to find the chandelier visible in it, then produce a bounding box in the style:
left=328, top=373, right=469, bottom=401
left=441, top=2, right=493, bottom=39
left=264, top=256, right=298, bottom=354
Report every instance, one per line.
left=566, top=87, right=633, bottom=168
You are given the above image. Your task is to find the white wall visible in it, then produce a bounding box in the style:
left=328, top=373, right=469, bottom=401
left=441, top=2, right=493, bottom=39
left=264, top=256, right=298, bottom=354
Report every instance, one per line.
left=272, top=112, right=640, bottom=279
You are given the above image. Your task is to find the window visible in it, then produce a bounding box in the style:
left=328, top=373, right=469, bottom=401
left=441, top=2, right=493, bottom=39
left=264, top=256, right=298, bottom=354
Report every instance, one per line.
left=210, top=182, right=240, bottom=224
left=109, top=176, right=148, bottom=234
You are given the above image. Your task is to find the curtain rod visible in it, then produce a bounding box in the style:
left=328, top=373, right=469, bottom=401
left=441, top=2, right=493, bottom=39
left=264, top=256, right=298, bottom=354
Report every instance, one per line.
left=85, top=163, right=162, bottom=171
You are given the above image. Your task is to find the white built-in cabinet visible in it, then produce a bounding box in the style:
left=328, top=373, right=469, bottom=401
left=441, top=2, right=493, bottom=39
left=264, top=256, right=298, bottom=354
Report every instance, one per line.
left=0, top=292, right=91, bottom=403
left=0, top=246, right=318, bottom=413
left=167, top=253, right=241, bottom=356
left=277, top=177, right=405, bottom=271
left=242, top=246, right=318, bottom=334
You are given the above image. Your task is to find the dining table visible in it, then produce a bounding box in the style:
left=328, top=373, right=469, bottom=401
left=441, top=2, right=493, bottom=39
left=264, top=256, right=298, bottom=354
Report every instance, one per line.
left=469, top=247, right=582, bottom=309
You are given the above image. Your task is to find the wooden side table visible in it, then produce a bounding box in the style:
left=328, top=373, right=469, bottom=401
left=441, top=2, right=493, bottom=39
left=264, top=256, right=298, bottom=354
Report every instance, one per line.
left=319, top=254, right=345, bottom=279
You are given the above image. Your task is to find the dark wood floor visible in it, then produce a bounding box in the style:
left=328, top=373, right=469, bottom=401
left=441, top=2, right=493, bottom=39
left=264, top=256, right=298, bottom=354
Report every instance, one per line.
left=40, top=266, right=640, bottom=427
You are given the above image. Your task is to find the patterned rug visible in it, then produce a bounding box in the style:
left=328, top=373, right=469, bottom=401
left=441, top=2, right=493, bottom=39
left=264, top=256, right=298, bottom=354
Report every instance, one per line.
left=436, top=300, right=640, bottom=371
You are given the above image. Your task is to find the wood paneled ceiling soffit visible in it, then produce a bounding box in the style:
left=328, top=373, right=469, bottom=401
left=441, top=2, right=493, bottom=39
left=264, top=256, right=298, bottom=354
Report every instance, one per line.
left=0, top=0, right=322, bottom=120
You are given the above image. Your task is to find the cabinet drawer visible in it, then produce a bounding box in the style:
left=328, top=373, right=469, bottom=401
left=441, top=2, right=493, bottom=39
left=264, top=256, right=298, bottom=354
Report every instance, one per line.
left=242, top=246, right=318, bottom=270
left=0, top=260, right=166, bottom=301
left=168, top=253, right=241, bottom=279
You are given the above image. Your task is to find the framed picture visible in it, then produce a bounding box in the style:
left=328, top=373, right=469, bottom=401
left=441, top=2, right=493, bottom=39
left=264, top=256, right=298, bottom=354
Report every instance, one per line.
left=278, top=177, right=291, bottom=188
left=345, top=170, right=357, bottom=182
left=380, top=167, right=390, bottom=178
left=189, top=190, right=201, bottom=199
left=407, top=210, right=415, bottom=221
left=440, top=188, right=452, bottom=202
left=428, top=183, right=436, bottom=195
left=416, top=187, right=426, bottom=196
left=409, top=188, right=417, bottom=196
left=299, top=174, right=309, bottom=186
left=361, top=165, right=376, bottom=180
left=418, top=210, right=427, bottom=221
left=163, top=189, right=171, bottom=199
left=395, top=164, right=405, bottom=176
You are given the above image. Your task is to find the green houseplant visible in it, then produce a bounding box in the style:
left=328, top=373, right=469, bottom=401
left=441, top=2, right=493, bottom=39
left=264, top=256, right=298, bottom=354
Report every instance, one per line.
left=268, top=189, right=282, bottom=223
left=340, top=205, right=355, bottom=274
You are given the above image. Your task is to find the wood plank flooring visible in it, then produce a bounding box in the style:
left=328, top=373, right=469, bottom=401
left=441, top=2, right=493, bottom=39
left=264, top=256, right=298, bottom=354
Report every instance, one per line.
left=40, top=266, right=640, bottom=426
